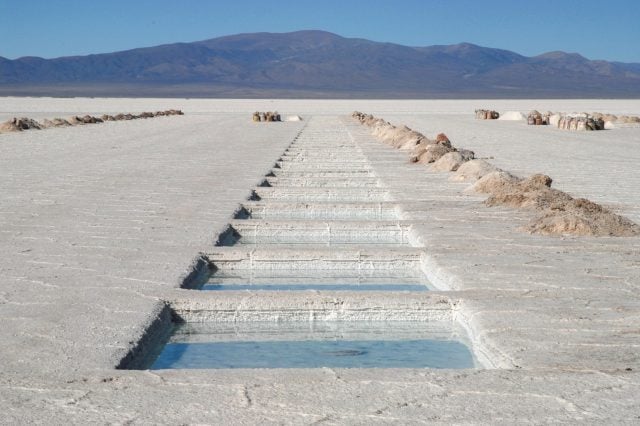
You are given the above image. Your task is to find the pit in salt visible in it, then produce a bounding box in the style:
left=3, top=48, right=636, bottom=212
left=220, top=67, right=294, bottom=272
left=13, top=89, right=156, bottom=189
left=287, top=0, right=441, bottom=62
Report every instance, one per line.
left=150, top=321, right=477, bottom=369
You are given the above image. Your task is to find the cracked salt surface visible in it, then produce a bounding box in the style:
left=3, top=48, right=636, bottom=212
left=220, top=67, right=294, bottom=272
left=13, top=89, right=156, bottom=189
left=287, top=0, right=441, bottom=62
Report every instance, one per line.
left=151, top=322, right=475, bottom=369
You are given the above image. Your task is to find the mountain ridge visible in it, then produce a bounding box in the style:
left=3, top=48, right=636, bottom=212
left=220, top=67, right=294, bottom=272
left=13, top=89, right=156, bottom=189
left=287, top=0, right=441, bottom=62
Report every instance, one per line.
left=1, top=30, right=639, bottom=98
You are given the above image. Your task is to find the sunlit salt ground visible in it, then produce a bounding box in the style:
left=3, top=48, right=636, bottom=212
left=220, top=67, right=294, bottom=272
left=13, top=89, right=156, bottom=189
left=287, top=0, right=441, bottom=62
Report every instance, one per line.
left=2, top=97, right=639, bottom=120
left=150, top=321, right=476, bottom=369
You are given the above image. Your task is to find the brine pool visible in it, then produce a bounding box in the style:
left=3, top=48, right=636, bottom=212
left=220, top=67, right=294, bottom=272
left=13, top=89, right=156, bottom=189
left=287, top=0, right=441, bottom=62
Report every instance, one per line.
left=150, top=321, right=476, bottom=369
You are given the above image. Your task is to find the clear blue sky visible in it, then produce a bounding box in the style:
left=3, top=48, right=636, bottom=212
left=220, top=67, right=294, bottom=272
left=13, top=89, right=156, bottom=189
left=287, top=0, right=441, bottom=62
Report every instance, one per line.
left=1, top=0, right=639, bottom=62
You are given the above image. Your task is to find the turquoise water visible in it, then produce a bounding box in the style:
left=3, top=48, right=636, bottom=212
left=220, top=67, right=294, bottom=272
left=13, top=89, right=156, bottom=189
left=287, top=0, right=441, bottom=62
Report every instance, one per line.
left=202, top=274, right=430, bottom=291
left=151, top=339, right=474, bottom=369
left=201, top=283, right=427, bottom=291
left=150, top=322, right=476, bottom=369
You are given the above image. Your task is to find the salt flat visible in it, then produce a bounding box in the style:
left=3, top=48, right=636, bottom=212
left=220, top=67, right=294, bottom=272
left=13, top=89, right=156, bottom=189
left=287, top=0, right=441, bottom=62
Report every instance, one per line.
left=1, top=98, right=639, bottom=423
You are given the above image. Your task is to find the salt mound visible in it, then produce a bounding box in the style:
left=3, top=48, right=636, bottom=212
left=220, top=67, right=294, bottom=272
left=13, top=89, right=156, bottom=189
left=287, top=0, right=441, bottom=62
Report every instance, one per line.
left=618, top=115, right=640, bottom=124
left=41, top=118, right=72, bottom=128
left=392, top=127, right=425, bottom=150
left=468, top=171, right=521, bottom=193
left=409, top=133, right=456, bottom=164
left=435, top=133, right=450, bottom=143
left=414, top=144, right=453, bottom=164
left=409, top=141, right=429, bottom=162
left=1, top=110, right=184, bottom=134
left=476, top=172, right=640, bottom=236
left=0, top=117, right=42, bottom=132
left=433, top=136, right=452, bottom=149
left=352, top=111, right=476, bottom=169
left=498, top=111, right=526, bottom=121
left=431, top=152, right=464, bottom=171
left=0, top=119, right=20, bottom=133
left=432, top=149, right=475, bottom=172
left=371, top=124, right=398, bottom=144
left=526, top=198, right=640, bottom=237
left=352, top=110, right=640, bottom=238
left=398, top=136, right=427, bottom=150
left=458, top=149, right=475, bottom=161
left=484, top=174, right=572, bottom=210
left=450, top=159, right=498, bottom=182
left=286, top=115, right=303, bottom=121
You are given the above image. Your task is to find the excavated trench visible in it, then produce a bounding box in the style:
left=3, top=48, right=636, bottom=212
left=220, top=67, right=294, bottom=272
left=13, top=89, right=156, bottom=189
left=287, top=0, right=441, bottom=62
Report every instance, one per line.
left=205, top=117, right=428, bottom=293
left=135, top=116, right=482, bottom=369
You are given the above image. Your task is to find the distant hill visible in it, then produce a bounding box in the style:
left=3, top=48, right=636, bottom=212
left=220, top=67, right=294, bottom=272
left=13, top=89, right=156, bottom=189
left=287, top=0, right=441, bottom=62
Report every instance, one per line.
left=1, top=30, right=639, bottom=98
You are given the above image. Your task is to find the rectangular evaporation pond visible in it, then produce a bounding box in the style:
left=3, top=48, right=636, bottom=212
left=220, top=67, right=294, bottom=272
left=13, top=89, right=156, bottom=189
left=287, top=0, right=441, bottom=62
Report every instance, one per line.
left=201, top=274, right=430, bottom=291
left=237, top=202, right=400, bottom=221
left=202, top=284, right=427, bottom=292
left=150, top=321, right=476, bottom=369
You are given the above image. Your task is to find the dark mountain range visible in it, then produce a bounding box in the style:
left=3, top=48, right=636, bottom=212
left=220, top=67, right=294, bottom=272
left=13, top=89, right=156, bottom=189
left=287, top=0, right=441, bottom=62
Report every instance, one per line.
left=1, top=30, right=639, bottom=98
